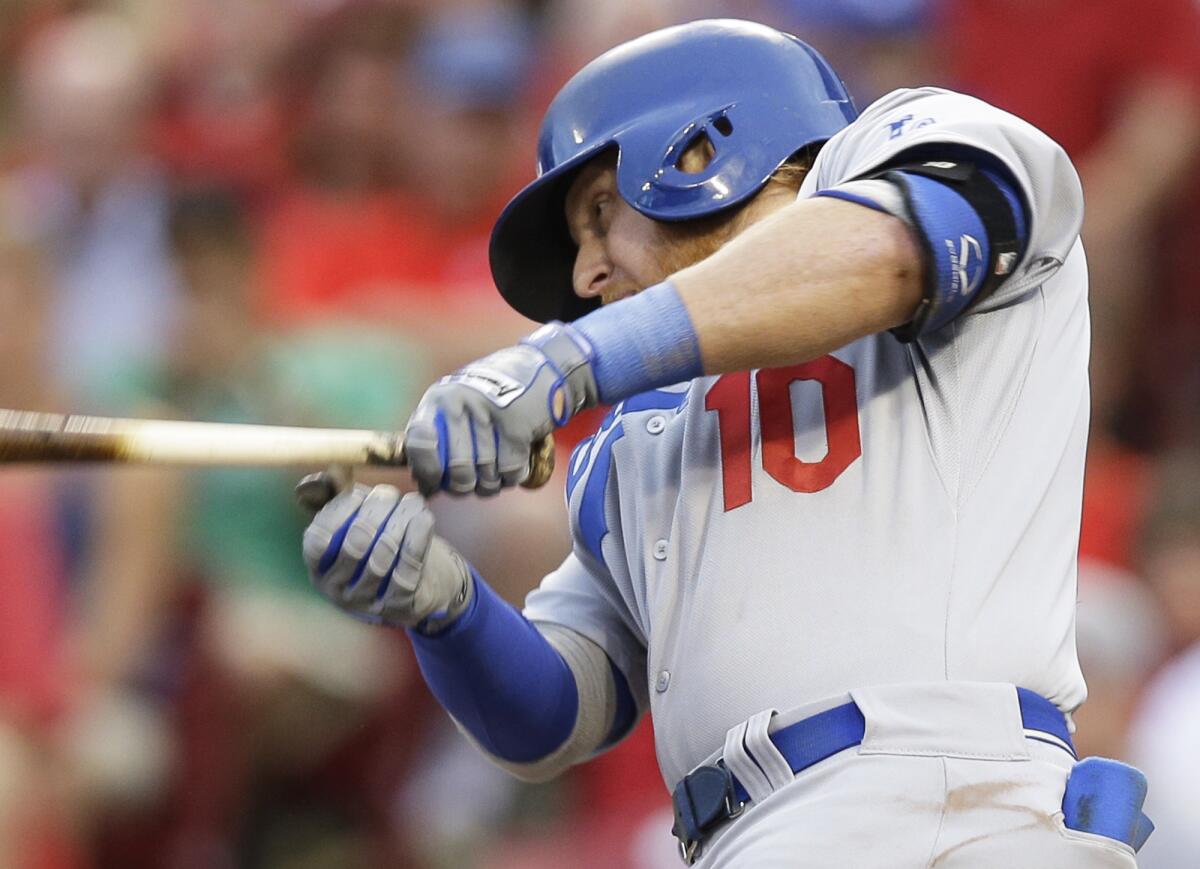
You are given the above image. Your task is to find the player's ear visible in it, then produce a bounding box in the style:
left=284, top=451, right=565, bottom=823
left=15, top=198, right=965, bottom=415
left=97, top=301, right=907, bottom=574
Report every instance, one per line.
left=676, top=131, right=717, bottom=174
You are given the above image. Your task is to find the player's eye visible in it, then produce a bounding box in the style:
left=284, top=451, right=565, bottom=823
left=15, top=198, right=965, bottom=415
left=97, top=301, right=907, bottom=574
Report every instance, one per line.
left=595, top=195, right=614, bottom=230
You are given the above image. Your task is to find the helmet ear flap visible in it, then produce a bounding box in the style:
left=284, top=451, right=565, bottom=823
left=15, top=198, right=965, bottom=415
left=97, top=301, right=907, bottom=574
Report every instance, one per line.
left=626, top=105, right=756, bottom=218
left=660, top=106, right=736, bottom=183
left=674, top=129, right=717, bottom=174
left=672, top=107, right=737, bottom=175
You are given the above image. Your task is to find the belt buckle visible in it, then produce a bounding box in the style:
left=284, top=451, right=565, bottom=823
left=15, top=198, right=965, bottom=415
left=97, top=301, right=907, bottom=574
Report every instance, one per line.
left=672, top=761, right=743, bottom=865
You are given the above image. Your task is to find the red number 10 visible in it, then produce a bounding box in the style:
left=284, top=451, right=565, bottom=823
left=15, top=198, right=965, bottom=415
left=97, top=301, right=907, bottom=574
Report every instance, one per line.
left=704, top=357, right=861, bottom=511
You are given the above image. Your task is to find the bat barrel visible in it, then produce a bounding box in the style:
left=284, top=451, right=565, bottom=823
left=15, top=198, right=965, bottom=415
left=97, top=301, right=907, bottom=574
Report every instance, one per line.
left=0, top=409, right=554, bottom=488
left=0, top=410, right=405, bottom=468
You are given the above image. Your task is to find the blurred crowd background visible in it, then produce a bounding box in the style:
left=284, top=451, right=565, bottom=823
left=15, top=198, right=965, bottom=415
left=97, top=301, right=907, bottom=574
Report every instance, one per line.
left=0, top=0, right=1197, bottom=867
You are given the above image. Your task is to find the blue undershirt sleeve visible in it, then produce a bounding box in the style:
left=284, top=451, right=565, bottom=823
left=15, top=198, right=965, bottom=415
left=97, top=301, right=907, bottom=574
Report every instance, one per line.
left=408, top=567, right=580, bottom=763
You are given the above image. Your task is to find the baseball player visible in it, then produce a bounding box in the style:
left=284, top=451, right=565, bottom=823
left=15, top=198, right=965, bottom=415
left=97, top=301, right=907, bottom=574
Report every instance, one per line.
left=302, top=20, right=1154, bottom=867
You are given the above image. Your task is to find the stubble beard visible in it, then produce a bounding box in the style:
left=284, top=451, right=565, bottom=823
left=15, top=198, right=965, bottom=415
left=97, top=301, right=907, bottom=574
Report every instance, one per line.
left=600, top=219, right=734, bottom=306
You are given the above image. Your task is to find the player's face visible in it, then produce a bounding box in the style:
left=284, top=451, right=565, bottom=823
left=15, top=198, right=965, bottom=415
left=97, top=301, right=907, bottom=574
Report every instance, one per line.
left=565, top=154, right=723, bottom=305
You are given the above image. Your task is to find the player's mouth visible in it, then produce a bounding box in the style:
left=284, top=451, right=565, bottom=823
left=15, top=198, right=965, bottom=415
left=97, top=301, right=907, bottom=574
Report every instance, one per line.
left=600, top=286, right=640, bottom=306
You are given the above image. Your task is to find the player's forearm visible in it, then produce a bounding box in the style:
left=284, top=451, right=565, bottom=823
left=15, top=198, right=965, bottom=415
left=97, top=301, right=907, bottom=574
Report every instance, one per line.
left=671, top=197, right=924, bottom=374
left=567, top=197, right=924, bottom=406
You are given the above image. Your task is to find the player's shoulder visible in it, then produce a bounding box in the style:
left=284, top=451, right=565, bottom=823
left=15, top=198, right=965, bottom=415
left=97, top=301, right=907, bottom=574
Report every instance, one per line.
left=814, top=86, right=1059, bottom=175
left=805, top=86, right=1085, bottom=315
left=852, top=86, right=1008, bottom=128
left=810, top=84, right=1082, bottom=243
left=851, top=86, right=1050, bottom=136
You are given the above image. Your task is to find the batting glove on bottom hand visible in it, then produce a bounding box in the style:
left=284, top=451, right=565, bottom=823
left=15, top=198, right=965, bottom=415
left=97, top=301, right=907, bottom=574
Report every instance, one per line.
left=404, top=323, right=597, bottom=496
left=301, top=482, right=471, bottom=632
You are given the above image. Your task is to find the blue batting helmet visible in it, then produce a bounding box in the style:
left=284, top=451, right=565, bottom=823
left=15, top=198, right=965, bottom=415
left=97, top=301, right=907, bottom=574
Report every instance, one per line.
left=489, top=19, right=857, bottom=323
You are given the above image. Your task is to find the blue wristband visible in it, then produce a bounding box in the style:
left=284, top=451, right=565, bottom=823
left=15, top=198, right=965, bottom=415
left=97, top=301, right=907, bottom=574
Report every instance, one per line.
left=572, top=281, right=703, bottom=404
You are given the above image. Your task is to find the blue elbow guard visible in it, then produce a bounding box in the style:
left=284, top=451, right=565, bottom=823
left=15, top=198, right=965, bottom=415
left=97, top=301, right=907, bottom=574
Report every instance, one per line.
left=408, top=569, right=579, bottom=763
left=1062, top=757, right=1154, bottom=852
left=873, top=155, right=1028, bottom=339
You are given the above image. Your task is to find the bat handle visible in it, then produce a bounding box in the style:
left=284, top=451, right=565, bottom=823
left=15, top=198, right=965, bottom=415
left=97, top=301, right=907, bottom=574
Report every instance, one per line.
left=396, top=433, right=556, bottom=489
left=297, top=433, right=557, bottom=513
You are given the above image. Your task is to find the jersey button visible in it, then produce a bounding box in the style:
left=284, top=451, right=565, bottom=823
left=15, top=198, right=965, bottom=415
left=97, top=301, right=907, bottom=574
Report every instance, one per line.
left=646, top=415, right=666, bottom=434
left=653, top=539, right=669, bottom=561
left=655, top=670, right=671, bottom=693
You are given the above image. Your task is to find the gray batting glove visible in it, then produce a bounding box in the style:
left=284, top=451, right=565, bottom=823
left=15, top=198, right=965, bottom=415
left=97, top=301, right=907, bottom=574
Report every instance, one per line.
left=404, top=322, right=598, bottom=496
left=301, top=482, right=472, bottom=632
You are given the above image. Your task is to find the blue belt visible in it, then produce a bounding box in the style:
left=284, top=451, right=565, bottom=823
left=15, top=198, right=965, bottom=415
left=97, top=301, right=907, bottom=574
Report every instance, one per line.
left=671, top=688, right=1074, bottom=864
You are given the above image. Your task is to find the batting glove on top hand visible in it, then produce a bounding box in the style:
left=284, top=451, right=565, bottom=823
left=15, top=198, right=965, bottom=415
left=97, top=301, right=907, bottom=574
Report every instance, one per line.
left=404, top=323, right=598, bottom=496
left=301, top=480, right=472, bottom=631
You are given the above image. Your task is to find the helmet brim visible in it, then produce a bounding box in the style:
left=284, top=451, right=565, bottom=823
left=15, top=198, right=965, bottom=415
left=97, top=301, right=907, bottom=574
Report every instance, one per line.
left=489, top=145, right=614, bottom=323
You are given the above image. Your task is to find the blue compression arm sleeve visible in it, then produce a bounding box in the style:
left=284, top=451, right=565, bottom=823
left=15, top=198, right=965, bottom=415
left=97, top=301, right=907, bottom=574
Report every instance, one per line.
left=408, top=568, right=580, bottom=763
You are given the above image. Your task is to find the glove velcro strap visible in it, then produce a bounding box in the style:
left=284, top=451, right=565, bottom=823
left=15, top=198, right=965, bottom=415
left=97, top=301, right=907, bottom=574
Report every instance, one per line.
left=523, top=322, right=599, bottom=421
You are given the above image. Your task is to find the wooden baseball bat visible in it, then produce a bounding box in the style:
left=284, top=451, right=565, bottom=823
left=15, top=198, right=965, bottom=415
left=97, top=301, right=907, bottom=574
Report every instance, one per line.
left=0, top=409, right=556, bottom=489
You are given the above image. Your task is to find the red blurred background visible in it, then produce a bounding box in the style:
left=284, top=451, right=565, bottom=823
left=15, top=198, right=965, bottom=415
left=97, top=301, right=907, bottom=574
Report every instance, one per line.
left=0, top=1, right=1197, bottom=867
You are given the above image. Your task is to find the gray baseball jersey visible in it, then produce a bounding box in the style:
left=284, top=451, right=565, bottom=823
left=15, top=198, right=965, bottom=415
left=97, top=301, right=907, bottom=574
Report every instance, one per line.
left=524, top=86, right=1088, bottom=788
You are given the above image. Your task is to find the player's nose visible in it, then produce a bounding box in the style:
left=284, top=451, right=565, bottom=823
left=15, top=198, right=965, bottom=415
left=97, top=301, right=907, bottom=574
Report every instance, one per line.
left=572, top=239, right=611, bottom=299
